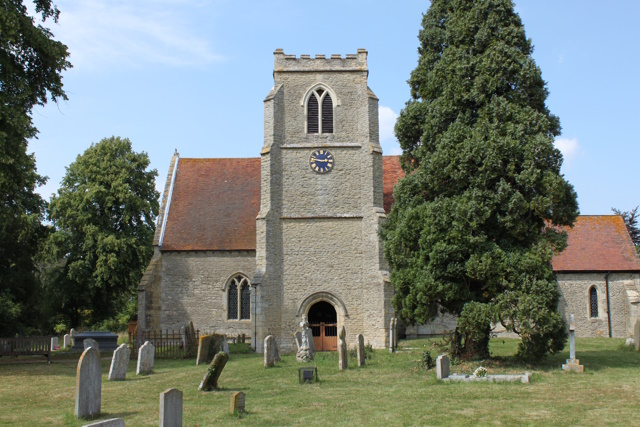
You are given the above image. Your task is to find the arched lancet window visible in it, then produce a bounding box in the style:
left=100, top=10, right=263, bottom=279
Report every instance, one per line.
left=589, top=286, right=598, bottom=318
left=227, top=275, right=251, bottom=320
left=307, top=87, right=333, bottom=134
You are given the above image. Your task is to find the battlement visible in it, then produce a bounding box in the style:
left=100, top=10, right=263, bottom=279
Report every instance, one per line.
left=273, top=48, right=368, bottom=73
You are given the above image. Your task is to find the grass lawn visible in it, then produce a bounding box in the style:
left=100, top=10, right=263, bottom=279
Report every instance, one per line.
left=1, top=338, right=639, bottom=426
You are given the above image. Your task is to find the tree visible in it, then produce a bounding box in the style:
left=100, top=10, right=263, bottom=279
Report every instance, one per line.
left=44, top=137, right=159, bottom=328
left=612, top=206, right=639, bottom=252
left=382, top=0, right=579, bottom=361
left=0, top=1, right=71, bottom=335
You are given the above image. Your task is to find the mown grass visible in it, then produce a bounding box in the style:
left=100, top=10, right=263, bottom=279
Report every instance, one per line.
left=1, top=338, right=639, bottom=426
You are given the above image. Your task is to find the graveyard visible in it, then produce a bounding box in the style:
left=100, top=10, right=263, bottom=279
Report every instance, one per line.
left=1, top=337, right=639, bottom=426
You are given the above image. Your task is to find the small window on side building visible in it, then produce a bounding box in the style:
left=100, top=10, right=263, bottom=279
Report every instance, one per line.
left=589, top=286, right=598, bottom=318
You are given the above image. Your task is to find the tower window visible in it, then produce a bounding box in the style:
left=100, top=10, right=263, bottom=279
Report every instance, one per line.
left=227, top=275, right=251, bottom=320
left=307, top=88, right=334, bottom=134
left=589, top=286, right=598, bottom=318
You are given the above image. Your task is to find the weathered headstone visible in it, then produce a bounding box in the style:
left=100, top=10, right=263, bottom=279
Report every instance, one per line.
left=222, top=337, right=230, bottom=355
left=356, top=334, right=365, bottom=367
left=64, top=334, right=71, bottom=349
left=230, top=391, right=246, bottom=415
left=136, top=341, right=155, bottom=375
left=75, top=347, right=102, bottom=419
left=84, top=338, right=100, bottom=353
left=634, top=320, right=640, bottom=351
left=389, top=318, right=396, bottom=353
left=196, top=334, right=225, bottom=365
left=264, top=335, right=276, bottom=367
left=199, top=351, right=229, bottom=391
left=159, top=388, right=183, bottom=427
left=562, top=314, right=584, bottom=373
left=436, top=354, right=450, bottom=380
left=294, top=332, right=302, bottom=351
left=51, top=336, right=59, bottom=350
left=393, top=317, right=398, bottom=349
left=296, top=316, right=314, bottom=362
left=70, top=328, right=77, bottom=337
left=81, top=419, right=125, bottom=427
left=108, top=344, right=131, bottom=381
left=338, top=326, right=347, bottom=371
left=304, top=327, right=315, bottom=355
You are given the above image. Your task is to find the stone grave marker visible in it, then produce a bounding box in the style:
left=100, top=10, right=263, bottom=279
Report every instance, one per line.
left=356, top=334, right=365, bottom=367
left=230, top=391, right=246, bottom=415
left=159, top=388, right=183, bottom=427
left=436, top=354, right=450, bottom=380
left=64, top=334, right=71, bottom=349
left=305, top=327, right=315, bottom=355
left=81, top=419, right=125, bottom=427
left=196, top=334, right=212, bottom=365
left=562, top=314, right=584, bottom=373
left=389, top=318, right=395, bottom=353
left=199, top=351, right=229, bottom=391
left=51, top=336, right=59, bottom=350
left=634, top=320, right=640, bottom=351
left=393, top=317, right=398, bottom=349
left=222, top=337, right=230, bottom=355
left=264, top=335, right=276, bottom=367
left=84, top=338, right=100, bottom=353
left=70, top=328, right=77, bottom=337
left=294, top=332, right=302, bottom=351
left=108, top=344, right=131, bottom=381
left=274, top=338, right=281, bottom=362
left=338, top=326, right=347, bottom=371
left=75, top=347, right=102, bottom=419
left=136, top=341, right=155, bottom=375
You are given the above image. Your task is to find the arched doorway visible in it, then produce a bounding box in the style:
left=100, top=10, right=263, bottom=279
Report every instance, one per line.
left=308, top=301, right=337, bottom=351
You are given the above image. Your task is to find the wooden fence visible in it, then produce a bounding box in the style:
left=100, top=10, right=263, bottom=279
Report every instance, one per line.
left=0, top=336, right=51, bottom=362
left=128, top=329, right=200, bottom=359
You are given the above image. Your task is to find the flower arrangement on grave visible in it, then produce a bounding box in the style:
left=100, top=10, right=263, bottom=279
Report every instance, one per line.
left=473, top=367, right=488, bottom=378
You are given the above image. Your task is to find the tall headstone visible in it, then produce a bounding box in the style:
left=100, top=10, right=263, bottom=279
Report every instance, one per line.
left=84, top=338, right=100, bottom=353
left=64, top=334, right=71, bottom=349
left=108, top=344, right=131, bottom=381
left=296, top=317, right=314, bottom=362
left=634, top=319, right=640, bottom=351
left=393, top=317, right=398, bottom=349
left=230, top=391, right=246, bottom=415
left=196, top=335, right=212, bottom=366
left=436, top=354, right=450, bottom=380
left=75, top=347, right=101, bottom=419
left=51, top=336, right=59, bottom=350
left=356, top=334, right=365, bottom=367
left=70, top=328, right=77, bottom=337
left=222, top=337, right=230, bottom=355
left=81, top=419, right=125, bottom=427
left=304, top=327, right=315, bottom=355
left=264, top=335, right=276, bottom=367
left=562, top=314, right=584, bottom=373
left=136, top=341, right=155, bottom=375
left=389, top=318, right=395, bottom=353
left=294, top=332, right=302, bottom=351
left=338, top=326, right=348, bottom=371
left=159, top=388, right=183, bottom=427
left=199, top=352, right=229, bottom=391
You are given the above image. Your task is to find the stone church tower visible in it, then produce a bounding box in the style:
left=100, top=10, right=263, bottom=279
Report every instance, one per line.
left=253, top=49, right=394, bottom=351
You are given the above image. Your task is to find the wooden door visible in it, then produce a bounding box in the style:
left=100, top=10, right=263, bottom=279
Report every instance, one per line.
left=310, top=323, right=337, bottom=351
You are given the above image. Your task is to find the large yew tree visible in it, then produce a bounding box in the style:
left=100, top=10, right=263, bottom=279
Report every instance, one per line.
left=382, top=0, right=579, bottom=360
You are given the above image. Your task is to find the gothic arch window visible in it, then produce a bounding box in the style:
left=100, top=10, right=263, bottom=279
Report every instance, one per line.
left=306, top=87, right=334, bottom=134
left=227, top=274, right=251, bottom=320
left=589, top=286, right=598, bottom=318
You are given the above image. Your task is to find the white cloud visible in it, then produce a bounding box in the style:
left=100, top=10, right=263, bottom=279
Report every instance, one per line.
left=379, top=105, right=402, bottom=155
left=554, top=137, right=580, bottom=163
left=53, top=0, right=224, bottom=69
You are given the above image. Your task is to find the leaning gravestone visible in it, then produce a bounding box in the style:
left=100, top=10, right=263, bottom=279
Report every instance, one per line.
left=264, top=335, right=276, bottom=367
left=159, top=388, right=183, bottom=427
left=230, top=391, right=246, bottom=415
left=108, top=344, right=131, bottom=381
left=356, top=334, right=365, bottom=367
left=75, top=347, right=102, bottom=419
left=81, top=419, right=125, bottom=427
left=64, top=334, right=71, bottom=349
left=136, top=341, right=155, bottom=375
left=338, top=326, right=348, bottom=371
left=634, top=320, right=640, bottom=351
left=84, top=338, right=100, bottom=353
left=294, top=332, right=302, bottom=351
left=436, top=354, right=450, bottom=380
left=199, top=351, right=229, bottom=391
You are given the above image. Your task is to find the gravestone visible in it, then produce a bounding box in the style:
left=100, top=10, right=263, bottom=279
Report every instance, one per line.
left=51, top=336, right=59, bottom=350
left=634, top=320, right=640, bottom=351
left=356, top=334, right=365, bottom=367
left=222, top=337, right=230, bottom=355
left=338, top=326, right=347, bottom=371
left=75, top=347, right=101, bottom=419
left=64, top=334, right=71, bottom=349
left=393, top=317, right=398, bottom=349
left=136, top=341, right=155, bottom=375
left=436, top=354, right=450, bottom=380
left=70, top=328, right=77, bottom=337
left=296, top=316, right=314, bottom=362
left=274, top=338, right=281, bottom=362
left=84, top=338, right=100, bottom=353
left=81, top=419, right=124, bottom=427
left=108, top=344, right=130, bottom=381
left=199, top=351, right=229, bottom=391
left=389, top=318, right=395, bottom=353
left=230, top=391, right=246, bottom=415
left=294, top=332, right=302, bottom=351
left=304, top=327, right=315, bottom=355
left=264, top=335, right=276, bottom=367
left=562, top=314, right=584, bottom=373
left=159, top=388, right=183, bottom=427
left=196, top=334, right=225, bottom=365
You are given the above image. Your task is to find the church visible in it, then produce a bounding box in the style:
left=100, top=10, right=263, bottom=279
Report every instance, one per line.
left=137, top=50, right=640, bottom=352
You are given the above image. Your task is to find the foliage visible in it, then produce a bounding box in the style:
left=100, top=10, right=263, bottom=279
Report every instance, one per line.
left=420, top=348, right=435, bottom=370
left=473, top=366, right=488, bottom=377
left=43, top=136, right=159, bottom=328
left=612, top=206, right=639, bottom=251
left=0, top=0, right=71, bottom=335
left=381, top=0, right=578, bottom=361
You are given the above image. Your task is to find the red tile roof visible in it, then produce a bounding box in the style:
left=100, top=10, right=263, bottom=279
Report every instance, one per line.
left=383, top=156, right=404, bottom=213
left=552, top=215, right=640, bottom=272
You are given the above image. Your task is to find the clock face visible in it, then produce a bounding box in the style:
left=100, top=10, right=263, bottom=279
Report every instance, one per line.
left=309, top=149, right=334, bottom=174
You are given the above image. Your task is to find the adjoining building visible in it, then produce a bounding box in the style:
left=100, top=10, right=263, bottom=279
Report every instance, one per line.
left=137, top=50, right=640, bottom=351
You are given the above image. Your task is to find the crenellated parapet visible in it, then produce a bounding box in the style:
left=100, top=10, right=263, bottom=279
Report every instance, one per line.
left=273, top=48, right=368, bottom=73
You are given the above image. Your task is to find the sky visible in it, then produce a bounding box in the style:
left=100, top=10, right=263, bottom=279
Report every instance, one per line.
left=29, top=0, right=640, bottom=215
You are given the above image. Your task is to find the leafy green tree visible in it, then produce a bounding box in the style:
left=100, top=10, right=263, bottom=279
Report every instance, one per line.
left=612, top=206, right=639, bottom=253
left=0, top=1, right=70, bottom=335
left=382, top=0, right=578, bottom=360
left=44, top=137, right=159, bottom=328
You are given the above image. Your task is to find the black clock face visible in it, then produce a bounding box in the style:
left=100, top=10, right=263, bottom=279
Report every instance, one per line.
left=309, top=149, right=334, bottom=174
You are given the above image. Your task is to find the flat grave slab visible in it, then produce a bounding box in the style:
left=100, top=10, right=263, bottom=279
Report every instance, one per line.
left=72, top=332, right=119, bottom=353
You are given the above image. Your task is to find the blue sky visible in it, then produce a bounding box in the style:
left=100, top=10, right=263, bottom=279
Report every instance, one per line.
left=30, top=0, right=639, bottom=215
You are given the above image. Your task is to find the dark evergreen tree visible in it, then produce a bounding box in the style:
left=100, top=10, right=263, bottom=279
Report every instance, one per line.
left=612, top=206, right=639, bottom=251
left=382, top=0, right=578, bottom=360
left=0, top=1, right=70, bottom=335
